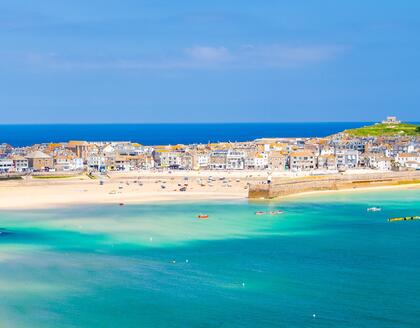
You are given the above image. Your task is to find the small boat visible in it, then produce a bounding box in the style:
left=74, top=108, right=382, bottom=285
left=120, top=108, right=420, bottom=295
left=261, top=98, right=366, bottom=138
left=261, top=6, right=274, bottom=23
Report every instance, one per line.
left=197, top=214, right=209, bottom=219
left=367, top=207, right=381, bottom=212
left=269, top=210, right=284, bottom=215
left=119, top=203, right=125, bottom=206
left=255, top=211, right=265, bottom=215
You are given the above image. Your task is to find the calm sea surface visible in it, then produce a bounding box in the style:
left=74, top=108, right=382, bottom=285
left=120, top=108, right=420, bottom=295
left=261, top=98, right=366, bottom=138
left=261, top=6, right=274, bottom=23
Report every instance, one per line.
left=0, top=189, right=419, bottom=327
left=0, top=122, right=372, bottom=147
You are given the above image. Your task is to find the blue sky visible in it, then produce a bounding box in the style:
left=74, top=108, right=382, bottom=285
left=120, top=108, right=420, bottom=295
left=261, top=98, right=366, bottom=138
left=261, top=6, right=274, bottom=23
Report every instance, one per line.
left=0, top=0, right=419, bottom=123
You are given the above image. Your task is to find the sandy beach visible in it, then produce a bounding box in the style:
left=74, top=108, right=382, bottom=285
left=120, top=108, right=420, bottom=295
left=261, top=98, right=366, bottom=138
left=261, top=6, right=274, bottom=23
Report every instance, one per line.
left=0, top=171, right=252, bottom=209
left=0, top=169, right=418, bottom=210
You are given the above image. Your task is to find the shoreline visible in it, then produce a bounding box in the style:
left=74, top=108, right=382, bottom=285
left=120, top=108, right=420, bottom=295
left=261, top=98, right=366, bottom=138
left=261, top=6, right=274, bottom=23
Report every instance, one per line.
left=0, top=171, right=419, bottom=210
left=0, top=193, right=246, bottom=211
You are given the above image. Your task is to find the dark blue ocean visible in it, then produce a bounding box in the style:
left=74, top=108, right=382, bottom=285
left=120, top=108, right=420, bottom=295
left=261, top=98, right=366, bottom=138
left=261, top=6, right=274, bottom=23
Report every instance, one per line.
left=0, top=122, right=371, bottom=147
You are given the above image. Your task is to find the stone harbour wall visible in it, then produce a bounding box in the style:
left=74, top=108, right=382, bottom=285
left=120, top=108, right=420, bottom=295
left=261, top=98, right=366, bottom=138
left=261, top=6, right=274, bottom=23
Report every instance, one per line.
left=248, top=171, right=420, bottom=199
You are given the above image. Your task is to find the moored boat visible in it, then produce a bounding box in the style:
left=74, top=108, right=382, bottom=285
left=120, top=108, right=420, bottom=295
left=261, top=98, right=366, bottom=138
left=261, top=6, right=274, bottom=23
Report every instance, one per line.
left=197, top=214, right=209, bottom=219
left=269, top=210, right=284, bottom=215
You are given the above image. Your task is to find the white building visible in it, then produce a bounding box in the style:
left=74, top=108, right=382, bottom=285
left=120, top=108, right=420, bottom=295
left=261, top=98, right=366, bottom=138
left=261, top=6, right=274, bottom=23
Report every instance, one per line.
left=366, top=154, right=392, bottom=170
left=11, top=155, right=29, bottom=172
left=335, top=150, right=359, bottom=169
left=253, top=153, right=268, bottom=170
left=72, top=158, right=84, bottom=170
left=382, top=116, right=401, bottom=124
left=0, top=158, right=13, bottom=173
left=88, top=155, right=107, bottom=171
left=320, top=146, right=335, bottom=156
left=405, top=161, right=420, bottom=170
left=55, top=156, right=84, bottom=171
left=226, top=150, right=245, bottom=170
left=395, top=153, right=419, bottom=169
left=194, top=153, right=210, bottom=169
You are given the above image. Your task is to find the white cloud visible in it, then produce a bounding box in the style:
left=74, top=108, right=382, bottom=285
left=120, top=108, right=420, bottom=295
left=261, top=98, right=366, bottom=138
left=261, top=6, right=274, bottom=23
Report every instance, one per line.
left=185, top=46, right=232, bottom=63
left=14, top=43, right=347, bottom=71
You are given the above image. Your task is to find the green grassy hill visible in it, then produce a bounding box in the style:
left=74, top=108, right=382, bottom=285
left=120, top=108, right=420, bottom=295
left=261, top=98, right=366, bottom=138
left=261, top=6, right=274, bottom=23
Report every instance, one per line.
left=344, top=123, right=420, bottom=137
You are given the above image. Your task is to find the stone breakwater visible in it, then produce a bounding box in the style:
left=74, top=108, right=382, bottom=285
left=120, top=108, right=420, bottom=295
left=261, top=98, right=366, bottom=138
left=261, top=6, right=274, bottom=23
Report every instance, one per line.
left=248, top=171, right=420, bottom=199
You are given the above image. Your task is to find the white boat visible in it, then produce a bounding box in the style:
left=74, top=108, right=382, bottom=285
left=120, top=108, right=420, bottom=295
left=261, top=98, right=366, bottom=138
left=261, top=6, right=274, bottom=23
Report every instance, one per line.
left=270, top=210, right=284, bottom=215
left=367, top=207, right=381, bottom=212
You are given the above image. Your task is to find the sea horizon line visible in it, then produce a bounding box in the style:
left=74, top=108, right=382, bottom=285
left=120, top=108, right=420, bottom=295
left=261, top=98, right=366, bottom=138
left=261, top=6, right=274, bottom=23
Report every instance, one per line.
left=0, top=121, right=382, bottom=126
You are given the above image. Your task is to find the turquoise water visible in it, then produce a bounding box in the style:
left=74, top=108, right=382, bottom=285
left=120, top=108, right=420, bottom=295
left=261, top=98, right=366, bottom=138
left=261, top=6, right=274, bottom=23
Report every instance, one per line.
left=0, top=189, right=419, bottom=327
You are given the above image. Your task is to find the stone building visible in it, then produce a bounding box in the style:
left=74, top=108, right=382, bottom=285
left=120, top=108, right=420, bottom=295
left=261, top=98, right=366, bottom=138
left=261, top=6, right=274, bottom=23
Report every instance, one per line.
left=26, top=151, right=53, bottom=171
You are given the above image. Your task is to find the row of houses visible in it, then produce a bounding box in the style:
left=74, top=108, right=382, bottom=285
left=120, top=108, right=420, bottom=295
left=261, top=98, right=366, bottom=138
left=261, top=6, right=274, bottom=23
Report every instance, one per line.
left=0, top=133, right=419, bottom=174
left=0, top=151, right=55, bottom=173
left=0, top=141, right=154, bottom=173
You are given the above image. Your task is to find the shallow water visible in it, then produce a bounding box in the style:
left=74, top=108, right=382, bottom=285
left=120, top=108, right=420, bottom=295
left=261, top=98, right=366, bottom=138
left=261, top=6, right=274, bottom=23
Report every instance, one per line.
left=0, top=189, right=419, bottom=327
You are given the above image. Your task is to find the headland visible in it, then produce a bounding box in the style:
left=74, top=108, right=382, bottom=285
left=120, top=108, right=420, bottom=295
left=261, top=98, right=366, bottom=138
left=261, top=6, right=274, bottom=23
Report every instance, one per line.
left=0, top=118, right=419, bottom=209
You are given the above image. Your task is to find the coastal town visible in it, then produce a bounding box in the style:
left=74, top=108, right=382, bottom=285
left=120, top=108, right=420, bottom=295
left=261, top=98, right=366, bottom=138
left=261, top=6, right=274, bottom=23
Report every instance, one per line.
left=3, top=1, right=420, bottom=326
left=1, top=117, right=419, bottom=175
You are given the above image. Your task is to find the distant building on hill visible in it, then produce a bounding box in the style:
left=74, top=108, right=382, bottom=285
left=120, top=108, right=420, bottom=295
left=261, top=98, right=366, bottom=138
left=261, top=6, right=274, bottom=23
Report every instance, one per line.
left=382, top=116, right=401, bottom=124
